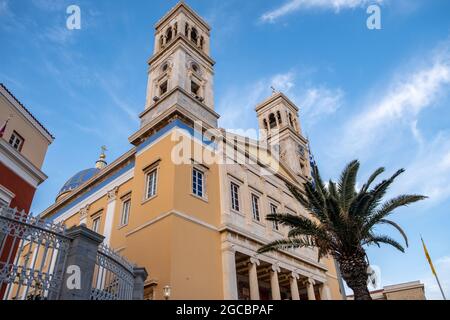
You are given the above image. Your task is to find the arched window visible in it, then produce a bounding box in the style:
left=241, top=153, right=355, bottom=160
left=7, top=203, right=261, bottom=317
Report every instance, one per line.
left=159, top=35, right=164, bottom=49
left=269, top=113, right=277, bottom=129
left=200, top=36, right=204, bottom=50
left=166, top=27, right=173, bottom=43
left=288, top=113, right=294, bottom=127
left=191, top=28, right=198, bottom=44
left=277, top=111, right=282, bottom=125
left=263, top=119, right=268, bottom=131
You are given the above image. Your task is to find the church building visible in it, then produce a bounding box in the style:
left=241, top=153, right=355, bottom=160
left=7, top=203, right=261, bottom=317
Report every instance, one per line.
left=39, top=2, right=344, bottom=300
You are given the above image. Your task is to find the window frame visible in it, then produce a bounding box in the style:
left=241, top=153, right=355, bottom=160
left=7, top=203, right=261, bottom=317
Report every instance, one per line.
left=9, top=131, right=25, bottom=152
left=251, top=193, right=261, bottom=222
left=230, top=182, right=241, bottom=213
left=120, top=196, right=131, bottom=227
left=145, top=168, right=158, bottom=201
left=269, top=203, right=279, bottom=231
left=192, top=167, right=205, bottom=199
left=92, top=216, right=101, bottom=233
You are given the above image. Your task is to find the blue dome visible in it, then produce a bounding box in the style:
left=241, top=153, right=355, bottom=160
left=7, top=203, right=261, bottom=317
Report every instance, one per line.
left=58, top=168, right=100, bottom=197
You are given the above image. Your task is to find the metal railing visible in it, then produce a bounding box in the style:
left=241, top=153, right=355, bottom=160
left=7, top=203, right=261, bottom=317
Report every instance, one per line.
left=0, top=205, right=69, bottom=300
left=90, top=243, right=135, bottom=300
left=0, top=204, right=146, bottom=300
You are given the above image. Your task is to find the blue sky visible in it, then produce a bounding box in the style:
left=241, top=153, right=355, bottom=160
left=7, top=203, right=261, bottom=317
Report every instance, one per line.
left=1, top=0, right=450, bottom=299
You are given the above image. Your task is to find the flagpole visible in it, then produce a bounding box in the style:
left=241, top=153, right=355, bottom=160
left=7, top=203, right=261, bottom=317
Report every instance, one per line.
left=435, top=273, right=447, bottom=300
left=421, top=235, right=446, bottom=300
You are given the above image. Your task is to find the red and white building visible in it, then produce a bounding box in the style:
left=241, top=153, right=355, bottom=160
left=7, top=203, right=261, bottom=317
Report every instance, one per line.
left=0, top=84, right=54, bottom=212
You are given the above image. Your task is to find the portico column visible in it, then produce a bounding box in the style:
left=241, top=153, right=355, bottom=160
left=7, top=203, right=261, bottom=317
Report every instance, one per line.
left=290, top=272, right=300, bottom=300
left=320, top=283, right=331, bottom=300
left=222, top=247, right=238, bottom=300
left=306, top=278, right=316, bottom=300
left=248, top=258, right=260, bottom=300
left=270, top=265, right=281, bottom=300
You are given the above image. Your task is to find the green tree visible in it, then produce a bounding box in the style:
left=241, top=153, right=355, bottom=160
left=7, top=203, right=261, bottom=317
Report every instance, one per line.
left=258, top=160, right=426, bottom=300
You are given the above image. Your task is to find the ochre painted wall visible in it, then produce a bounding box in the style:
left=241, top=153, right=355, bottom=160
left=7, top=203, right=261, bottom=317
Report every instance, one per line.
left=0, top=94, right=50, bottom=169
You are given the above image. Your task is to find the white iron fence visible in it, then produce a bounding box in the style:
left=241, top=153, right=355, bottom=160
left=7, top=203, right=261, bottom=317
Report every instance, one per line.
left=0, top=205, right=69, bottom=300
left=91, top=244, right=135, bottom=300
left=0, top=204, right=146, bottom=300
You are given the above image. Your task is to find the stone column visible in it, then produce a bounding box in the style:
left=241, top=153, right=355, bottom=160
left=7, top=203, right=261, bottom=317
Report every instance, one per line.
left=132, top=267, right=148, bottom=300
left=290, top=272, right=300, bottom=300
left=222, top=247, right=238, bottom=300
left=270, top=265, right=281, bottom=300
left=248, top=258, right=260, bottom=300
left=306, top=278, right=316, bottom=301
left=103, top=187, right=119, bottom=245
left=320, top=283, right=331, bottom=300
left=58, top=225, right=104, bottom=300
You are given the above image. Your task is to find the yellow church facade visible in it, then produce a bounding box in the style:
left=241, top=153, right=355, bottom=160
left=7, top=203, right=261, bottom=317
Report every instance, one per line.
left=39, top=2, right=344, bottom=300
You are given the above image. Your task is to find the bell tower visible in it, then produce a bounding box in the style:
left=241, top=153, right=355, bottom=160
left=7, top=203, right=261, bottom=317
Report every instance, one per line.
left=255, top=92, right=310, bottom=178
left=130, top=1, right=219, bottom=146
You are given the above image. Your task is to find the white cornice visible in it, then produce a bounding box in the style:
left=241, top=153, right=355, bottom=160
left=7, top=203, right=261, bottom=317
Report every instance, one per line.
left=50, top=168, right=134, bottom=223
left=0, top=85, right=54, bottom=143
left=0, top=139, right=47, bottom=187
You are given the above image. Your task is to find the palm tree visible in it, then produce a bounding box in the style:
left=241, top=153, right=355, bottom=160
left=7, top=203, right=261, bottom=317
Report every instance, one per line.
left=258, top=160, right=426, bottom=300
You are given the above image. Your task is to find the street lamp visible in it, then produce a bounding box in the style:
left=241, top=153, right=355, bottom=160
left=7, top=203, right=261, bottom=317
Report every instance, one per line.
left=163, top=285, right=171, bottom=300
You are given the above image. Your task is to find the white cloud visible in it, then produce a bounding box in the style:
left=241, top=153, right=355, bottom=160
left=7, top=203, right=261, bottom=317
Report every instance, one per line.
left=296, top=86, right=344, bottom=121
left=31, top=0, right=66, bottom=11
left=343, top=43, right=450, bottom=153
left=396, top=132, right=450, bottom=204
left=422, top=256, right=450, bottom=300
left=218, top=71, right=343, bottom=131
left=270, top=72, right=296, bottom=92
left=0, top=0, right=8, bottom=15
left=260, top=0, right=383, bottom=23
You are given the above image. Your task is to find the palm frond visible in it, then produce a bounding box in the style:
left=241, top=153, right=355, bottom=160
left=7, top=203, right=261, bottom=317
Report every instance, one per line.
left=266, top=213, right=317, bottom=230
left=257, top=238, right=315, bottom=254
left=360, top=167, right=385, bottom=194
left=328, top=180, right=339, bottom=199
left=362, top=235, right=405, bottom=253
left=337, top=160, right=360, bottom=212
left=363, top=194, right=427, bottom=235
left=379, top=219, right=409, bottom=247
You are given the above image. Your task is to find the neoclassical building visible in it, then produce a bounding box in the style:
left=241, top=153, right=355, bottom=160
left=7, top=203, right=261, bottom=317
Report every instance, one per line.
left=39, top=2, right=344, bottom=300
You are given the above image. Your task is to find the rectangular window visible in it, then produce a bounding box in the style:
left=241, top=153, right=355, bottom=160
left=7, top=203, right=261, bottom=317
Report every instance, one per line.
left=9, top=131, right=24, bottom=152
left=159, top=81, right=168, bottom=95
left=92, top=217, right=101, bottom=233
left=230, top=182, right=240, bottom=212
left=120, top=199, right=131, bottom=226
left=251, top=194, right=260, bottom=222
left=270, top=203, right=279, bottom=231
left=145, top=169, right=158, bottom=199
left=192, top=168, right=204, bottom=197
left=191, top=80, right=200, bottom=96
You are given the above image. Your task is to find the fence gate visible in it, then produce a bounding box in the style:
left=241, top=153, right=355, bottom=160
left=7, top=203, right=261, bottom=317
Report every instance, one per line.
left=0, top=205, right=69, bottom=300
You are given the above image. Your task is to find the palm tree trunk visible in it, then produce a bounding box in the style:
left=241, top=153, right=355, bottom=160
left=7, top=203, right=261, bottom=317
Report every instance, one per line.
left=337, top=248, right=372, bottom=300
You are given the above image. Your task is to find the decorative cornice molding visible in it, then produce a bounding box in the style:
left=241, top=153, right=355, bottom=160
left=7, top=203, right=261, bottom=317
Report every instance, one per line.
left=107, top=186, right=119, bottom=203
left=0, top=139, right=47, bottom=187
left=79, top=204, right=90, bottom=220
